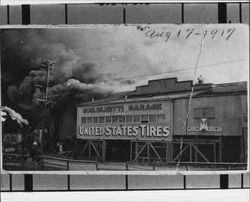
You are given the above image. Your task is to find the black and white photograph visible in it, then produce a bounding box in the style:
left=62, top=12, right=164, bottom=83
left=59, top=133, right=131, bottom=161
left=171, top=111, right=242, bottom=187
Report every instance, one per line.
left=1, top=24, right=249, bottom=173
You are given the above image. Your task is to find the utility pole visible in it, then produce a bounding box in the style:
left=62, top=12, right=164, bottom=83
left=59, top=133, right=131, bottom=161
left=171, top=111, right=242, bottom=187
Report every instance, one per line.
left=36, top=59, right=56, bottom=154
left=41, top=59, right=56, bottom=102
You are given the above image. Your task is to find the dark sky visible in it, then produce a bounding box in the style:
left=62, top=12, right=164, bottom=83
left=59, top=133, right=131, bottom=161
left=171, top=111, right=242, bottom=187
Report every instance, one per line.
left=0, top=28, right=134, bottom=130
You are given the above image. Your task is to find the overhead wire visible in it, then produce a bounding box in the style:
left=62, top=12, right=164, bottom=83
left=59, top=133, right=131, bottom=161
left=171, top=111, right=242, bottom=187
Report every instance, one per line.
left=176, top=25, right=205, bottom=170
left=120, top=58, right=246, bottom=82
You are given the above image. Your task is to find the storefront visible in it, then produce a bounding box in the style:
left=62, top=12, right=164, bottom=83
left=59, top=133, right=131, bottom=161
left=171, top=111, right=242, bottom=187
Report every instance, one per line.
left=74, top=78, right=247, bottom=166
left=76, top=100, right=173, bottom=162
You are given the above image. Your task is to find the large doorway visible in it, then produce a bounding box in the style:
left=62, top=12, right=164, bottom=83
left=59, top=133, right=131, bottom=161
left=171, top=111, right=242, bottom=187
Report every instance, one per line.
left=106, top=140, right=130, bottom=162
left=221, top=136, right=241, bottom=162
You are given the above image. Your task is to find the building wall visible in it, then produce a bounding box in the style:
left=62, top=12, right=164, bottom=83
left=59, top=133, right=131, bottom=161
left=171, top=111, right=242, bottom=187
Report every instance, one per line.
left=72, top=91, right=247, bottom=163
left=76, top=100, right=173, bottom=141
left=174, top=94, right=247, bottom=136
left=65, top=93, right=247, bottom=141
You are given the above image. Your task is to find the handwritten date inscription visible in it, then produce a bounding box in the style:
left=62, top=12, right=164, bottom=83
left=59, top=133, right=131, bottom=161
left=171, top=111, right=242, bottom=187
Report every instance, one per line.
left=136, top=25, right=236, bottom=43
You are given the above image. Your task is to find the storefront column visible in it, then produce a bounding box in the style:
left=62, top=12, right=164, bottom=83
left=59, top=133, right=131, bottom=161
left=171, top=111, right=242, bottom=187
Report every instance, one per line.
left=189, top=144, right=192, bottom=162
left=219, top=136, right=223, bottom=162
left=194, top=147, right=198, bottom=162
left=147, top=142, right=150, bottom=164
left=243, top=128, right=247, bottom=162
left=240, top=134, right=243, bottom=163
left=240, top=128, right=247, bottom=163
left=102, top=140, right=106, bottom=162
left=88, top=141, right=91, bottom=158
left=135, top=141, right=138, bottom=163
left=213, top=143, right=216, bottom=162
left=166, top=142, right=171, bottom=163
left=130, top=141, right=132, bottom=163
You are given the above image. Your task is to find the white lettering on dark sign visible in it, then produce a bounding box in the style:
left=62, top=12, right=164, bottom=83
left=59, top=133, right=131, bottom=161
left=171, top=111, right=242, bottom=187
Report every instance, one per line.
left=187, top=126, right=223, bottom=132
left=78, top=125, right=170, bottom=138
left=187, top=118, right=223, bottom=132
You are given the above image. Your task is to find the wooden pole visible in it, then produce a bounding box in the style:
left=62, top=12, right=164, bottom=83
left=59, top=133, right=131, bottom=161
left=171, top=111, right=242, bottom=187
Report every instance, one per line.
left=39, top=129, right=43, bottom=155
left=147, top=142, right=150, bottom=164
left=190, top=144, right=192, bottom=162
left=170, top=142, right=172, bottom=162
left=88, top=141, right=91, bottom=159
left=130, top=141, right=132, bottom=163
left=195, top=145, right=198, bottom=162
left=165, top=142, right=171, bottom=163
left=213, top=143, right=216, bottom=162
left=135, top=141, right=138, bottom=163
left=240, top=128, right=244, bottom=163
left=102, top=140, right=106, bottom=162
left=166, top=142, right=168, bottom=163
left=219, top=136, right=223, bottom=163
left=244, top=129, right=247, bottom=162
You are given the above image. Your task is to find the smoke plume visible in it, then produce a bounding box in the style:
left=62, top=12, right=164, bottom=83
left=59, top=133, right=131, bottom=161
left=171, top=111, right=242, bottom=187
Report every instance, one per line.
left=1, top=29, right=135, bottom=127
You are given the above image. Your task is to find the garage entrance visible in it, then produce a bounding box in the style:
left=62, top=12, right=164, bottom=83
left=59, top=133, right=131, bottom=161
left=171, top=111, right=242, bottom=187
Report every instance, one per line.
left=106, top=140, right=130, bottom=162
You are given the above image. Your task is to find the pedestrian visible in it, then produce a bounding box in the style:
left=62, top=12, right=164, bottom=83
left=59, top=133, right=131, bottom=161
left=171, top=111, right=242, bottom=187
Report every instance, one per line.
left=30, top=140, right=39, bottom=165
left=56, top=141, right=60, bottom=152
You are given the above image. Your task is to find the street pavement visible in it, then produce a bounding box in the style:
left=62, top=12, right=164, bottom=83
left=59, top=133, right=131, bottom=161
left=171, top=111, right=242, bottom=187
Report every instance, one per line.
left=3, top=156, right=244, bottom=171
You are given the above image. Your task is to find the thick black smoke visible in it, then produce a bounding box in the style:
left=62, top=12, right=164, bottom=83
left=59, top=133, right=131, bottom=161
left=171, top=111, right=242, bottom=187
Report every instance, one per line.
left=1, top=29, right=134, bottom=128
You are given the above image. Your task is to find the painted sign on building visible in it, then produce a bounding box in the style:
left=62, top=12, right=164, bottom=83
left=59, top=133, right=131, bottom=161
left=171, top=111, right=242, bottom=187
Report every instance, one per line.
left=77, top=100, right=173, bottom=141
left=187, top=118, right=223, bottom=132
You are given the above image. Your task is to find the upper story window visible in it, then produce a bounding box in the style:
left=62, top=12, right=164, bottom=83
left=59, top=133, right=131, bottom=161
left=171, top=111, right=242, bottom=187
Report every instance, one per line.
left=119, top=115, right=125, bottom=123
left=106, top=116, right=112, bottom=123
left=81, top=117, right=86, bottom=124
left=204, top=107, right=215, bottom=118
left=93, top=117, right=99, bottom=123
left=194, top=107, right=215, bottom=118
left=141, top=114, right=149, bottom=123
left=149, top=114, right=157, bottom=123
left=99, top=116, right=105, bottom=123
left=112, top=116, right=119, bottom=123
left=193, top=108, right=203, bottom=118
left=134, top=115, right=140, bottom=123
left=87, top=117, right=92, bottom=124
left=126, top=115, right=133, bottom=123
left=157, top=114, right=166, bottom=123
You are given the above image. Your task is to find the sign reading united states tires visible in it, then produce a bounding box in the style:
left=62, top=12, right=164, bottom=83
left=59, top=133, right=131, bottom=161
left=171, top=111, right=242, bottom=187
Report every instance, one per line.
left=77, top=100, right=173, bottom=141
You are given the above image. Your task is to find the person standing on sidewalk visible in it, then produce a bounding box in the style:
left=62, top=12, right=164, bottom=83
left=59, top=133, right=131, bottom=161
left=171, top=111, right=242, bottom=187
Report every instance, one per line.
left=30, top=140, right=39, bottom=165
